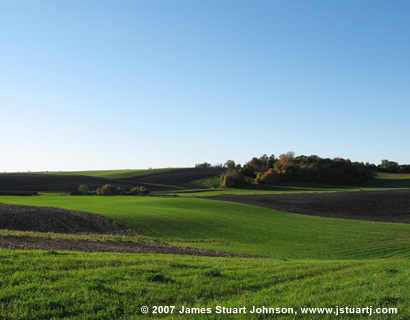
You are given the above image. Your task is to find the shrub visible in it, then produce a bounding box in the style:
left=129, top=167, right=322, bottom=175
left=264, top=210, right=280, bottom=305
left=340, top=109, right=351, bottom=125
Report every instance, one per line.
left=78, top=184, right=89, bottom=195
left=130, top=186, right=150, bottom=195
left=96, top=184, right=118, bottom=195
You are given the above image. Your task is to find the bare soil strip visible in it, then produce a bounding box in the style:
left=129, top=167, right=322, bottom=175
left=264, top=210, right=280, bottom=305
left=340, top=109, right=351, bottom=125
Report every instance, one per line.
left=209, top=189, right=410, bottom=224
left=0, top=235, right=251, bottom=257
left=0, top=203, right=136, bottom=235
left=0, top=203, right=252, bottom=257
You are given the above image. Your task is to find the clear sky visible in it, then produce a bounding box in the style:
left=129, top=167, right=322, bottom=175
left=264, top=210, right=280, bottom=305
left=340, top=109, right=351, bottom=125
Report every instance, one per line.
left=1, top=0, right=409, bottom=171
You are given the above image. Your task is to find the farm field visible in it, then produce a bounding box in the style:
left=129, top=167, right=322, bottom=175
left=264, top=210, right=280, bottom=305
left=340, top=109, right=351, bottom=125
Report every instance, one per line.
left=4, top=1, right=410, bottom=318
left=1, top=168, right=180, bottom=179
left=0, top=172, right=410, bottom=319
left=40, top=168, right=180, bottom=179
left=1, top=195, right=410, bottom=259
left=0, top=168, right=225, bottom=193
left=178, top=173, right=410, bottom=197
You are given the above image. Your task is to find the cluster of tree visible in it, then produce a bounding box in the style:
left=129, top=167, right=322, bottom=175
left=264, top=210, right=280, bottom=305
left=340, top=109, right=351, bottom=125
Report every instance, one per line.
left=377, top=160, right=410, bottom=173
left=71, top=184, right=149, bottom=195
left=220, top=168, right=246, bottom=187
left=195, top=162, right=212, bottom=168
left=195, top=162, right=223, bottom=168
left=219, top=159, right=248, bottom=187
left=253, top=154, right=376, bottom=184
left=219, top=153, right=377, bottom=187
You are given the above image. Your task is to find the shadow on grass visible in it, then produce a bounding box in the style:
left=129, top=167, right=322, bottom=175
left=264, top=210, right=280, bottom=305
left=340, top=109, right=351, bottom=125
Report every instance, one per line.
left=360, top=177, right=410, bottom=189
left=241, top=177, right=410, bottom=191
left=234, top=182, right=357, bottom=192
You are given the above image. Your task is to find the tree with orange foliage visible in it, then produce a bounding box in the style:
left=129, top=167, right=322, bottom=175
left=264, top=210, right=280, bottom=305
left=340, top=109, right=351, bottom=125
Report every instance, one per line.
left=256, top=168, right=280, bottom=184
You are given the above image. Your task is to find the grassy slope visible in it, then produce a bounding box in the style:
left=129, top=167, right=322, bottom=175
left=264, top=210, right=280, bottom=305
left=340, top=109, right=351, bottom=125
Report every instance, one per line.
left=1, top=168, right=179, bottom=179
left=0, top=250, right=408, bottom=319
left=1, top=196, right=409, bottom=260
left=1, top=175, right=410, bottom=319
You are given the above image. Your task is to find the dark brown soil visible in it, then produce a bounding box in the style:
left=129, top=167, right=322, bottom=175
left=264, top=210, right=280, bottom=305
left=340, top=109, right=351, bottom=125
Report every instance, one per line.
left=0, top=203, right=136, bottom=235
left=0, top=168, right=224, bottom=192
left=0, top=203, right=251, bottom=257
left=0, top=235, right=251, bottom=257
left=209, top=189, right=410, bottom=224
left=0, top=174, right=142, bottom=192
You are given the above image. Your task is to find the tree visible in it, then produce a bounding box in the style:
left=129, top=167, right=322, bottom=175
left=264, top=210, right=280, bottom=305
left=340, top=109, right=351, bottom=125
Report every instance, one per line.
left=220, top=170, right=245, bottom=187
left=378, top=160, right=399, bottom=173
left=279, top=151, right=295, bottom=164
left=224, top=160, right=236, bottom=170
left=255, top=168, right=280, bottom=184
left=195, top=162, right=212, bottom=168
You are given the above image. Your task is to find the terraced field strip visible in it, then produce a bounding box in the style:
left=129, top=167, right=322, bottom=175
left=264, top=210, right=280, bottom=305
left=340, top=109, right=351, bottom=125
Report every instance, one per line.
left=1, top=195, right=409, bottom=260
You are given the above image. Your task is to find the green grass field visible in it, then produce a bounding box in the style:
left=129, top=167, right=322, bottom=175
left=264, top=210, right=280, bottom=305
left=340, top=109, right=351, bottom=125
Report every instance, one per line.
left=1, top=196, right=410, bottom=260
left=1, top=174, right=410, bottom=319
left=1, top=251, right=408, bottom=319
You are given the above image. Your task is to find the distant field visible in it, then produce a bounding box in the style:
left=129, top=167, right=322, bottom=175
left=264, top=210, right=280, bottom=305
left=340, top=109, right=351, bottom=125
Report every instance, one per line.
left=185, top=173, right=410, bottom=197
left=1, top=195, right=409, bottom=260
left=2, top=168, right=180, bottom=179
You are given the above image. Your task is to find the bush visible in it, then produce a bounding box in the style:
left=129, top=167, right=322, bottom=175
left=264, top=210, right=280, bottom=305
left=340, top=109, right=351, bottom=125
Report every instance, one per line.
left=78, top=184, right=89, bottom=195
left=130, top=186, right=150, bottom=195
left=96, top=184, right=119, bottom=195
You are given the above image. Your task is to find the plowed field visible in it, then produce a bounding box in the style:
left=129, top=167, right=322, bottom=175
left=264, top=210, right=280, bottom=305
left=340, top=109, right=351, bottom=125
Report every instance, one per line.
left=0, top=168, right=224, bottom=192
left=209, top=189, right=410, bottom=224
left=0, top=203, right=249, bottom=257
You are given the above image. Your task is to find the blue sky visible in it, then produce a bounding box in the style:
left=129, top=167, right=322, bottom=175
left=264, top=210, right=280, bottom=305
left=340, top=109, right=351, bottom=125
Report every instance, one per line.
left=1, top=0, right=409, bottom=171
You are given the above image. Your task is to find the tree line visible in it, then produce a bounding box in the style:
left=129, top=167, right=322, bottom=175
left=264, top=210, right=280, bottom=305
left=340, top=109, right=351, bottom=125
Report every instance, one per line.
left=220, top=152, right=379, bottom=187
left=377, top=160, right=410, bottom=173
